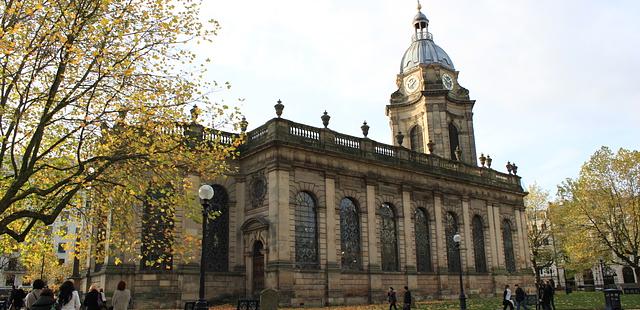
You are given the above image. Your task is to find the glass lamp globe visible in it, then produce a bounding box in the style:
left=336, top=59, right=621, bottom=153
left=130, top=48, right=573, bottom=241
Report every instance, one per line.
left=453, top=233, right=462, bottom=243
left=198, top=184, right=214, bottom=200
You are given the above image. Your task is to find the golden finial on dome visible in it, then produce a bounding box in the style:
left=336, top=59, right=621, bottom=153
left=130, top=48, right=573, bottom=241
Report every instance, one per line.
left=417, top=0, right=422, bottom=11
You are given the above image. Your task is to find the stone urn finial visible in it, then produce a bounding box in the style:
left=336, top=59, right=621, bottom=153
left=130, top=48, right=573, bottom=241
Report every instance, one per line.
left=240, top=116, right=248, bottom=132
left=427, top=140, right=435, bottom=154
left=321, top=110, right=331, bottom=128
left=190, top=104, right=201, bottom=123
left=395, top=131, right=404, bottom=146
left=506, top=161, right=513, bottom=175
left=486, top=155, right=492, bottom=168
left=455, top=146, right=462, bottom=161
left=361, top=121, right=370, bottom=138
left=512, top=162, right=518, bottom=175
left=479, top=153, right=486, bottom=167
left=274, top=99, right=284, bottom=118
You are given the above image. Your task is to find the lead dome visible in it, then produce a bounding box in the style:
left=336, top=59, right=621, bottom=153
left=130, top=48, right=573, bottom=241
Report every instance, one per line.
left=400, top=5, right=455, bottom=73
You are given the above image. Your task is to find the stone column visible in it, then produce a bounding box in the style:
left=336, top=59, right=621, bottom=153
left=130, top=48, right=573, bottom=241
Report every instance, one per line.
left=433, top=194, right=446, bottom=272
left=266, top=168, right=291, bottom=290
left=462, top=198, right=473, bottom=272
left=486, top=203, right=498, bottom=270
left=366, top=183, right=381, bottom=302
left=520, top=210, right=532, bottom=268
left=493, top=204, right=504, bottom=268
left=325, top=176, right=340, bottom=303
left=402, top=190, right=417, bottom=290
left=514, top=209, right=526, bottom=268
left=233, top=180, right=246, bottom=271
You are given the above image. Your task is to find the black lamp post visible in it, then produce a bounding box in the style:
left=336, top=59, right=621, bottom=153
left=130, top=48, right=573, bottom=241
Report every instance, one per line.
left=196, top=184, right=214, bottom=310
left=453, top=233, right=467, bottom=310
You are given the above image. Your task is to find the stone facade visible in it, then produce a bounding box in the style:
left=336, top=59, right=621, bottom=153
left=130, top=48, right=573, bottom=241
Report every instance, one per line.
left=78, top=5, right=534, bottom=309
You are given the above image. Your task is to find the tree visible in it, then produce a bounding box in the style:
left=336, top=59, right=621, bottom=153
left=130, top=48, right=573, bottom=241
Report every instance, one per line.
left=526, top=183, right=559, bottom=284
left=0, top=0, right=242, bottom=264
left=554, top=147, right=640, bottom=278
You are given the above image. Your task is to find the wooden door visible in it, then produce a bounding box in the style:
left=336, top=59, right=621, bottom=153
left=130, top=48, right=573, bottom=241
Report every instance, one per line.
left=252, top=241, right=265, bottom=295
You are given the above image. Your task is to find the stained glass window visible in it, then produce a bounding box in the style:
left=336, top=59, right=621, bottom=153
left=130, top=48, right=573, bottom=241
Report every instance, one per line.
left=415, top=208, right=432, bottom=272
left=141, top=188, right=174, bottom=271
left=445, top=212, right=460, bottom=272
left=340, top=198, right=361, bottom=270
left=472, top=216, right=487, bottom=272
left=502, top=220, right=516, bottom=273
left=380, top=203, right=399, bottom=271
left=449, top=123, right=459, bottom=160
left=203, top=184, right=229, bottom=272
left=410, top=125, right=424, bottom=153
left=295, top=192, right=318, bottom=268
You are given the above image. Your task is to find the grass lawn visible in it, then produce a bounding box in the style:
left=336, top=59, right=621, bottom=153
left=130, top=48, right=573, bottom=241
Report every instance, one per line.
left=210, top=291, right=640, bottom=310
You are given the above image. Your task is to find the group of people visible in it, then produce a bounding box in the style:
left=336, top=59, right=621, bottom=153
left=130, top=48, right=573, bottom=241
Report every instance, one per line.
left=386, top=286, right=412, bottom=310
left=502, top=280, right=556, bottom=310
left=6, top=279, right=131, bottom=310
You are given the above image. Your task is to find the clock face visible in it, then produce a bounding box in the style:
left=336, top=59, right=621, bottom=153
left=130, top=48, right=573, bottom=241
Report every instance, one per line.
left=442, top=73, right=454, bottom=90
left=404, top=75, right=419, bottom=93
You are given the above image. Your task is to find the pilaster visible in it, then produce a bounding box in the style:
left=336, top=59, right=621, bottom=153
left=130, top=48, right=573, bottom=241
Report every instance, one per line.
left=462, top=197, right=473, bottom=271
left=486, top=203, right=498, bottom=270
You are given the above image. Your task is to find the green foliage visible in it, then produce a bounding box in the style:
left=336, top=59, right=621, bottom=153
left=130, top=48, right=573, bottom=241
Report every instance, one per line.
left=553, top=146, right=640, bottom=272
left=0, top=0, right=243, bottom=269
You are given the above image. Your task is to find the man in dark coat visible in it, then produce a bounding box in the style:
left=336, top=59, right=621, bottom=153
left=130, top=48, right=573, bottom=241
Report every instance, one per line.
left=542, top=280, right=554, bottom=310
left=403, top=286, right=412, bottom=310
left=387, top=287, right=398, bottom=310
left=514, top=284, right=528, bottom=310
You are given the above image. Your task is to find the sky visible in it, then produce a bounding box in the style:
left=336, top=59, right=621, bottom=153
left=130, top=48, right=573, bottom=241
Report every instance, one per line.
left=199, top=0, right=640, bottom=194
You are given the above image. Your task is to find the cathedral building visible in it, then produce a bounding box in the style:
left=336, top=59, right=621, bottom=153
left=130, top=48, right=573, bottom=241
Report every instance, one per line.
left=81, top=5, right=533, bottom=309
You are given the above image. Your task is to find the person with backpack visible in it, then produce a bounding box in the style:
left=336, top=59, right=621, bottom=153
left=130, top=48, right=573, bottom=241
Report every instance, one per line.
left=57, top=280, right=81, bottom=310
left=30, top=288, right=56, bottom=310
left=25, top=279, right=45, bottom=310
left=387, top=287, right=398, bottom=310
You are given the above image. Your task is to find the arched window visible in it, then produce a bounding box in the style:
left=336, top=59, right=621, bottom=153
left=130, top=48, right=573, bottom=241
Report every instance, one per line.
left=340, top=198, right=361, bottom=270
left=295, top=192, right=318, bottom=268
left=141, top=187, right=174, bottom=271
left=445, top=212, right=460, bottom=272
left=410, top=125, right=424, bottom=153
left=448, top=122, right=459, bottom=160
left=623, top=267, right=636, bottom=284
left=380, top=203, right=399, bottom=271
left=415, top=208, right=432, bottom=272
left=472, top=216, right=487, bottom=273
left=502, top=220, right=516, bottom=273
left=203, top=184, right=229, bottom=272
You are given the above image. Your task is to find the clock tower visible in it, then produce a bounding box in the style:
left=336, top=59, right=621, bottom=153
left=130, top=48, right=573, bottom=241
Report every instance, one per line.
left=386, top=4, right=477, bottom=165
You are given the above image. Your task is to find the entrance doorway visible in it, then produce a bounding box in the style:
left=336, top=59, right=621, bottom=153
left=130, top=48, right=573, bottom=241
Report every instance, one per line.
left=252, top=241, right=265, bottom=295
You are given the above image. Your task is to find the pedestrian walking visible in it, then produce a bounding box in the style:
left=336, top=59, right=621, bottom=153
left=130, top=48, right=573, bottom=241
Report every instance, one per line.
left=387, top=287, right=398, bottom=310
left=111, top=281, right=132, bottom=310
left=9, top=285, right=26, bottom=310
left=514, top=284, right=528, bottom=310
left=29, top=288, right=56, bottom=310
left=83, top=285, right=103, bottom=310
left=541, top=281, right=553, bottom=310
left=502, top=284, right=514, bottom=310
left=402, top=286, right=412, bottom=310
left=58, top=280, right=81, bottom=310
left=24, top=279, right=45, bottom=310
